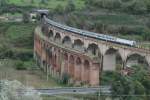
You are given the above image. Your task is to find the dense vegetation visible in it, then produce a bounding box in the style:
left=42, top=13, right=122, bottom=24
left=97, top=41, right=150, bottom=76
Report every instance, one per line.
left=0, top=0, right=85, bottom=10
left=85, top=0, right=150, bottom=14
left=50, top=0, right=150, bottom=42
left=0, top=0, right=150, bottom=42
left=101, top=65, right=150, bottom=100
left=0, top=22, right=36, bottom=69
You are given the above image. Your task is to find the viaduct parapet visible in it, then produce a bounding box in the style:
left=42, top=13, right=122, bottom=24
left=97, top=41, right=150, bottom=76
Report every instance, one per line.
left=34, top=16, right=150, bottom=86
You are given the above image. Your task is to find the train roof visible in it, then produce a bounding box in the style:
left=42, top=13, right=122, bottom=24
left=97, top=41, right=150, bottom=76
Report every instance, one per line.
left=44, top=16, right=135, bottom=43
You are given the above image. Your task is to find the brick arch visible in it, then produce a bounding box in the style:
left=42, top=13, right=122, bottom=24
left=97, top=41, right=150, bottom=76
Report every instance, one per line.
left=69, top=55, right=75, bottom=77
left=62, top=36, right=72, bottom=47
left=126, top=53, right=149, bottom=67
left=54, top=32, right=62, bottom=43
left=47, top=29, right=54, bottom=38
left=63, top=53, right=69, bottom=73
left=86, top=43, right=101, bottom=57
left=104, top=47, right=118, bottom=55
left=47, top=47, right=53, bottom=66
left=127, top=52, right=145, bottom=60
left=63, top=53, right=68, bottom=61
left=53, top=54, right=57, bottom=68
left=42, top=42, right=46, bottom=48
left=83, top=60, right=90, bottom=83
left=146, top=56, right=150, bottom=67
left=41, top=24, right=49, bottom=35
left=73, top=39, right=84, bottom=52
left=75, top=57, right=82, bottom=81
left=76, top=57, right=82, bottom=65
left=103, top=47, right=123, bottom=71
left=104, top=47, right=123, bottom=63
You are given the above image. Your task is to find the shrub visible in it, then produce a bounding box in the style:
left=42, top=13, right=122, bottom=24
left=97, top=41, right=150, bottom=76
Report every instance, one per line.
left=65, top=0, right=76, bottom=13
left=142, top=29, right=150, bottom=41
left=23, top=12, right=30, bottom=23
left=15, top=60, right=27, bottom=70
left=54, top=4, right=65, bottom=14
left=61, top=72, right=70, bottom=84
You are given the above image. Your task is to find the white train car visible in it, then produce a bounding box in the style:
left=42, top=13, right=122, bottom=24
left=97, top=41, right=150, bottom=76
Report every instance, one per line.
left=43, top=16, right=137, bottom=47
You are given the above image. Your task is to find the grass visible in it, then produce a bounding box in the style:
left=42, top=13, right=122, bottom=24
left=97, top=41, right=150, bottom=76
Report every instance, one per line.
left=0, top=59, right=61, bottom=88
left=0, top=22, right=36, bottom=49
left=6, top=23, right=34, bottom=40
left=94, top=14, right=141, bottom=25
left=140, top=42, right=150, bottom=49
left=2, top=13, right=22, bottom=17
left=0, top=22, right=35, bottom=61
left=8, top=0, right=85, bottom=10
left=118, top=34, right=143, bottom=41
left=42, top=94, right=108, bottom=100
left=42, top=95, right=68, bottom=100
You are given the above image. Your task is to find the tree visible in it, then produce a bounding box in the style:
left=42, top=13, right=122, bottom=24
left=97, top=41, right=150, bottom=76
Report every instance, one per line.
left=145, top=0, right=150, bottom=12
left=0, top=0, right=7, bottom=7
left=54, top=4, right=64, bottom=14
left=111, top=75, right=134, bottom=100
left=31, top=0, right=34, bottom=4
left=132, top=80, right=147, bottom=100
left=142, top=29, right=150, bottom=41
left=65, top=0, right=76, bottom=13
left=23, top=12, right=30, bottom=23
left=62, top=72, right=70, bottom=84
left=40, top=0, right=47, bottom=5
left=132, top=0, right=147, bottom=14
left=111, top=65, right=150, bottom=100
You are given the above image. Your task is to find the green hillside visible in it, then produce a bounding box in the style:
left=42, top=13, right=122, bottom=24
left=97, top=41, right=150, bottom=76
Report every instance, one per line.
left=8, top=0, right=85, bottom=10
left=0, top=0, right=149, bottom=47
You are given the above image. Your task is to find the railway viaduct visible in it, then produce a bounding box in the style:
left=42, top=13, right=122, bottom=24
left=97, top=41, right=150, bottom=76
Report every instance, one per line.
left=34, top=16, right=150, bottom=86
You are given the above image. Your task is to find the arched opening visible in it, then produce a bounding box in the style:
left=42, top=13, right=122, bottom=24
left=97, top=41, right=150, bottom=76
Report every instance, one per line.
left=48, top=48, right=52, bottom=59
left=63, top=53, right=68, bottom=73
left=40, top=12, right=48, bottom=18
left=76, top=57, right=82, bottom=65
left=42, top=60, right=46, bottom=71
left=84, top=60, right=90, bottom=83
left=47, top=30, right=53, bottom=39
left=87, top=43, right=100, bottom=57
left=69, top=55, right=75, bottom=77
left=62, top=36, right=72, bottom=47
left=75, top=57, right=82, bottom=81
left=46, top=48, right=53, bottom=73
left=54, top=54, right=57, bottom=68
left=42, top=60, right=46, bottom=67
left=41, top=24, right=49, bottom=35
left=126, top=53, right=149, bottom=69
left=36, top=52, right=41, bottom=67
left=103, top=48, right=123, bottom=71
left=64, top=53, right=68, bottom=61
left=54, top=32, right=61, bottom=43
left=73, top=39, right=84, bottom=52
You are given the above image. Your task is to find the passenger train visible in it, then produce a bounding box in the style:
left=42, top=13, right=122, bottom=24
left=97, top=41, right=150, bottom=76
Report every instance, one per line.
left=43, top=16, right=136, bottom=47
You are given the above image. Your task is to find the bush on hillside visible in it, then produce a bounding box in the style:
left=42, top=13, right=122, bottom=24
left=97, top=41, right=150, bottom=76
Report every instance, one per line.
left=23, top=12, right=30, bottom=23
left=61, top=72, right=70, bottom=84
left=142, top=29, right=150, bottom=41
left=85, top=0, right=149, bottom=14
left=54, top=4, right=65, bottom=14
left=65, top=0, right=76, bottom=13
left=15, top=60, right=27, bottom=70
